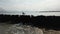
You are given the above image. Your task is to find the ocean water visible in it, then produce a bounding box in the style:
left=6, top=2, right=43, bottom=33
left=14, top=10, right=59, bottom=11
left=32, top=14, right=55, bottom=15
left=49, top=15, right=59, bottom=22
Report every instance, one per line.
left=0, top=23, right=43, bottom=34
left=0, top=23, right=60, bottom=34
left=0, top=11, right=60, bottom=16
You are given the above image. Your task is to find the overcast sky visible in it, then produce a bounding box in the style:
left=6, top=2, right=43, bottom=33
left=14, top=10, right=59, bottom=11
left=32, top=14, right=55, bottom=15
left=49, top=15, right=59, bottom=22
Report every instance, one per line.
left=0, top=0, right=60, bottom=11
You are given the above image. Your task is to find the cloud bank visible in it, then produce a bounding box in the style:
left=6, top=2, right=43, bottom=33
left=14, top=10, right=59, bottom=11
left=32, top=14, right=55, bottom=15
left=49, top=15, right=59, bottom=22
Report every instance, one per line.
left=0, top=0, right=60, bottom=11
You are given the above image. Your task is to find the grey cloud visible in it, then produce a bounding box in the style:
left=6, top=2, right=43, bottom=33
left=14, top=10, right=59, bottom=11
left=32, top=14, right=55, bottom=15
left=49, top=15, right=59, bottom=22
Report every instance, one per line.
left=0, top=0, right=60, bottom=11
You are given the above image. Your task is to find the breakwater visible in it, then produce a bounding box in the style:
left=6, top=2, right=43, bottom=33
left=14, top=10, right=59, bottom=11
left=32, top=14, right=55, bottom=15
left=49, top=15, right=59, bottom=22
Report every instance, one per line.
left=0, top=14, right=60, bottom=30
